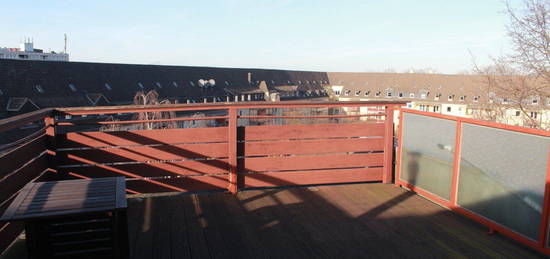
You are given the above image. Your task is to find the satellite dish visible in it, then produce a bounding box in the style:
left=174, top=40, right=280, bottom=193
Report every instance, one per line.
left=208, top=79, right=216, bottom=87
left=198, top=79, right=206, bottom=88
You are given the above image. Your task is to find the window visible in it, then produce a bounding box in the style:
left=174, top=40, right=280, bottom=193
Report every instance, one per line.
left=355, top=90, right=361, bottom=96
left=435, top=93, right=441, bottom=101
left=298, top=80, right=302, bottom=84
left=448, top=95, right=454, bottom=101
left=434, top=106, right=440, bottom=112
left=409, top=93, right=415, bottom=98
left=459, top=96, right=465, bottom=101
left=530, top=112, right=538, bottom=119
left=156, top=82, right=162, bottom=88
left=0, top=89, right=3, bottom=95
left=364, top=91, right=370, bottom=96
left=344, top=90, right=351, bottom=96
left=68, top=84, right=77, bottom=92
left=172, top=82, right=178, bottom=87
left=35, top=85, right=44, bottom=93
left=386, top=92, right=392, bottom=97
left=225, top=81, right=230, bottom=86
left=334, top=90, right=341, bottom=95
left=398, top=93, right=404, bottom=98
left=473, top=96, right=479, bottom=102
left=138, top=82, right=144, bottom=89
left=532, top=99, right=538, bottom=105
left=502, top=98, right=509, bottom=104
left=447, top=107, right=451, bottom=112
left=515, top=111, right=521, bottom=116
left=375, top=91, right=381, bottom=97
left=189, top=81, right=195, bottom=86
left=105, top=83, right=112, bottom=91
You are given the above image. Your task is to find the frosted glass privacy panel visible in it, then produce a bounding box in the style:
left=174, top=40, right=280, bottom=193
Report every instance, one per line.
left=457, top=123, right=549, bottom=240
left=399, top=113, right=456, bottom=200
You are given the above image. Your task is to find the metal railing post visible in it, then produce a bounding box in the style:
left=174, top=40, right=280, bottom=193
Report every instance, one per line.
left=450, top=120, right=463, bottom=208
left=538, top=147, right=550, bottom=249
left=227, top=108, right=238, bottom=194
left=383, top=106, right=395, bottom=184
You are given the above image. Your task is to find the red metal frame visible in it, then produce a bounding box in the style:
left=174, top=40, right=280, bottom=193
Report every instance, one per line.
left=395, top=107, right=550, bottom=255
left=382, top=106, right=395, bottom=183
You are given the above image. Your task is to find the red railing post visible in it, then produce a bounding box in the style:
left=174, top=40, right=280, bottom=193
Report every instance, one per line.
left=383, top=106, right=395, bottom=184
left=394, top=109, right=404, bottom=187
left=43, top=115, right=58, bottom=178
left=538, top=147, right=550, bottom=250
left=450, top=120, right=463, bottom=208
left=227, top=108, right=238, bottom=194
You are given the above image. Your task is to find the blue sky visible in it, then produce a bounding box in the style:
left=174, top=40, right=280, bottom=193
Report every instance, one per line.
left=1, top=0, right=516, bottom=73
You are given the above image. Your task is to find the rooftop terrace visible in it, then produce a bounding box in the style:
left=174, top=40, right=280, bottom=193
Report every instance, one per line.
left=0, top=101, right=549, bottom=258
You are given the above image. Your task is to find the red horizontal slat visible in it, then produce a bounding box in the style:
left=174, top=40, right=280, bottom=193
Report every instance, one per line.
left=59, top=143, right=228, bottom=165
left=243, top=167, right=383, bottom=187
left=239, top=153, right=383, bottom=172
left=241, top=138, right=384, bottom=156
left=125, top=175, right=228, bottom=193
left=60, top=159, right=229, bottom=180
left=240, top=123, right=385, bottom=141
left=58, top=127, right=228, bottom=149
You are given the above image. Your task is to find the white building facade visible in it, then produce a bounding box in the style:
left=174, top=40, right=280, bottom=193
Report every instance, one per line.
left=0, top=40, right=68, bottom=61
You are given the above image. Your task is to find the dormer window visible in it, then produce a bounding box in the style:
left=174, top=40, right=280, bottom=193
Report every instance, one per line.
left=448, top=95, right=454, bottom=101
left=386, top=92, right=392, bottom=97
left=409, top=93, right=415, bottom=98
left=532, top=99, right=539, bottom=105
left=105, top=83, right=112, bottom=91
left=364, top=91, right=370, bottom=96
left=68, top=84, right=77, bottom=92
left=502, top=98, right=509, bottom=104
left=398, top=93, right=404, bottom=98
left=355, top=90, right=361, bottom=96
left=459, top=96, right=465, bottom=101
left=344, top=90, right=351, bottom=96
left=375, top=91, right=381, bottom=97
left=473, top=96, right=479, bottom=102
left=434, top=93, right=441, bottom=101
left=334, top=90, right=341, bottom=95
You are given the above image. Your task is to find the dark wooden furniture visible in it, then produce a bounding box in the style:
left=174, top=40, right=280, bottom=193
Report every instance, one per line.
left=0, top=177, right=128, bottom=259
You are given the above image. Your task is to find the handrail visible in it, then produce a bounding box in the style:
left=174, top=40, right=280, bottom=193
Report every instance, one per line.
left=0, top=108, right=54, bottom=134
left=55, top=101, right=406, bottom=115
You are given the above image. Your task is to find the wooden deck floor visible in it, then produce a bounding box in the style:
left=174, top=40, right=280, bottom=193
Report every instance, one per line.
left=126, top=183, right=545, bottom=259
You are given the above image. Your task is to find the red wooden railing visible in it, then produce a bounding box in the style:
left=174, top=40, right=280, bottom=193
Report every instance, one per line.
left=395, top=108, right=550, bottom=256
left=51, top=101, right=401, bottom=194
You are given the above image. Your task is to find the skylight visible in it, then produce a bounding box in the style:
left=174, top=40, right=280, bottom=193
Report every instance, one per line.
left=35, top=85, right=44, bottom=93
left=68, top=84, right=77, bottom=92
left=138, top=82, right=144, bottom=89
left=172, top=82, right=178, bottom=87
left=105, top=83, right=112, bottom=91
left=156, top=82, right=162, bottom=88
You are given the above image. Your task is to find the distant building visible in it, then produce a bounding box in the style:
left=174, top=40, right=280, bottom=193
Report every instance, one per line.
left=0, top=39, right=68, bottom=61
left=327, top=72, right=550, bottom=129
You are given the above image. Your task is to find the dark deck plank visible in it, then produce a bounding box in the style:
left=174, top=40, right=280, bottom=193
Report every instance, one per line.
left=125, top=183, right=546, bottom=259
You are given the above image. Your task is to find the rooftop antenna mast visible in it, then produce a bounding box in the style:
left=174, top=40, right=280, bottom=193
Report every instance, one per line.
left=64, top=34, right=67, bottom=53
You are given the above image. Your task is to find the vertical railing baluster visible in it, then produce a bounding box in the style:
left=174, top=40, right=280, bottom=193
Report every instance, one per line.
left=450, top=120, right=463, bottom=208
left=383, top=105, right=395, bottom=184
left=538, top=147, right=550, bottom=249
left=43, top=114, right=59, bottom=179
left=228, top=108, right=238, bottom=194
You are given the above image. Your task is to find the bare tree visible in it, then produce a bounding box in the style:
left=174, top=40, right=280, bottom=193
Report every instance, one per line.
left=133, top=90, right=177, bottom=130
left=473, top=0, right=550, bottom=129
